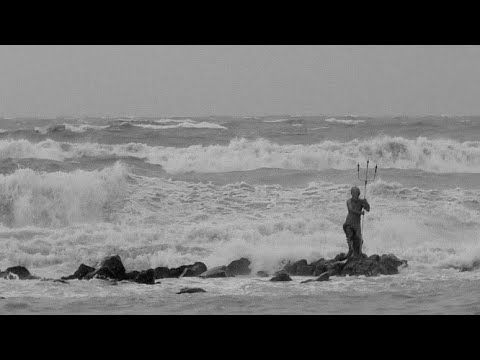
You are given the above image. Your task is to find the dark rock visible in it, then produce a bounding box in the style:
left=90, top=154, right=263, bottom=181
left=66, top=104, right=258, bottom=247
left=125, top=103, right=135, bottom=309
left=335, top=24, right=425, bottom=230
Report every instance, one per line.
left=368, top=254, right=381, bottom=262
left=154, top=267, right=170, bottom=279
left=181, top=262, right=208, bottom=277
left=270, top=272, right=292, bottom=282
left=328, top=261, right=346, bottom=276
left=134, top=269, right=155, bottom=285
left=168, top=265, right=189, bottom=278
left=53, top=279, right=70, bottom=284
left=62, top=264, right=96, bottom=280
left=200, top=266, right=228, bottom=278
left=340, top=253, right=407, bottom=277
left=85, top=255, right=126, bottom=280
left=296, top=265, right=314, bottom=276
left=125, top=271, right=140, bottom=280
left=256, top=271, right=269, bottom=277
left=226, top=258, right=251, bottom=276
left=380, top=254, right=408, bottom=273
left=301, top=279, right=315, bottom=284
left=334, top=253, right=348, bottom=261
left=0, top=266, right=36, bottom=280
left=177, top=287, right=207, bottom=294
left=283, top=259, right=307, bottom=275
left=312, top=259, right=329, bottom=276
left=460, top=260, right=480, bottom=272
left=315, top=272, right=330, bottom=281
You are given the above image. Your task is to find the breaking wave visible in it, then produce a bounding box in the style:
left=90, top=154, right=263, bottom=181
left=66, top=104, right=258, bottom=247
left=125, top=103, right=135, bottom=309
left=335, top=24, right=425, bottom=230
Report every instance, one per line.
left=0, top=162, right=129, bottom=227
left=325, top=117, right=366, bottom=125
left=2, top=136, right=480, bottom=174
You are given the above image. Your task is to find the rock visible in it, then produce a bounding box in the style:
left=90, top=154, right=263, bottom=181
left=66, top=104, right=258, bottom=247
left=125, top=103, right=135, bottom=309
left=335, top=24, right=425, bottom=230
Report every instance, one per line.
left=168, top=265, right=189, bottom=278
left=134, top=269, right=155, bottom=285
left=340, top=253, right=407, bottom=277
left=53, top=279, right=70, bottom=284
left=315, top=271, right=330, bottom=281
left=334, top=253, right=349, bottom=261
left=301, top=279, right=315, bottom=284
left=177, top=287, right=207, bottom=294
left=283, top=259, right=308, bottom=275
left=125, top=271, right=140, bottom=280
left=154, top=267, right=170, bottom=279
left=270, top=272, right=292, bottom=282
left=0, top=266, right=37, bottom=280
left=181, top=262, right=208, bottom=277
left=199, top=266, right=228, bottom=278
left=296, top=264, right=314, bottom=276
left=256, top=271, right=269, bottom=277
left=380, top=254, right=408, bottom=273
left=61, top=264, right=96, bottom=280
left=312, top=259, right=329, bottom=276
left=85, top=255, right=126, bottom=280
left=368, top=254, right=381, bottom=262
left=328, top=261, right=346, bottom=276
left=226, top=258, right=251, bottom=276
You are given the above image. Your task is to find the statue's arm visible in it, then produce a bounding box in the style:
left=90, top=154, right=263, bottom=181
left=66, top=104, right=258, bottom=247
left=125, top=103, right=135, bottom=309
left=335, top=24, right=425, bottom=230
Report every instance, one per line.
left=347, top=199, right=363, bottom=215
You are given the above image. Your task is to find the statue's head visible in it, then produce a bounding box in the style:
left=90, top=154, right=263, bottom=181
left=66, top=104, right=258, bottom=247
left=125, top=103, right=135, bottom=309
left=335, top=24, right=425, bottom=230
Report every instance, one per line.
left=351, top=186, right=360, bottom=199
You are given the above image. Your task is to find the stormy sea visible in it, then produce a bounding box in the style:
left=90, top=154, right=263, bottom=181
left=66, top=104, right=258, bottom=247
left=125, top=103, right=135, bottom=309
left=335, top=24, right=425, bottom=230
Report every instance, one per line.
left=1, top=114, right=479, bottom=314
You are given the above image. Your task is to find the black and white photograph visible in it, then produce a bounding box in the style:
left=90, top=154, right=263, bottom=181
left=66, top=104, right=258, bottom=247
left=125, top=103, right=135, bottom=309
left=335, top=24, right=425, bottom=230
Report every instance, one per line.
left=1, top=45, right=479, bottom=315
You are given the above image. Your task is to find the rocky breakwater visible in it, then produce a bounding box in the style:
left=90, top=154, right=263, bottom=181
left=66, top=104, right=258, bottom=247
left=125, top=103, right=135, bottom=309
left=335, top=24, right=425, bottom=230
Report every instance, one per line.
left=276, top=253, right=408, bottom=281
left=0, top=252, right=407, bottom=289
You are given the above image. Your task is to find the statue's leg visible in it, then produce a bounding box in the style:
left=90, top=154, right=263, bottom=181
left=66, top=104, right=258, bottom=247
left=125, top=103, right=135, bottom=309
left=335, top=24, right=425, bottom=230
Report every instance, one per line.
left=343, top=225, right=354, bottom=258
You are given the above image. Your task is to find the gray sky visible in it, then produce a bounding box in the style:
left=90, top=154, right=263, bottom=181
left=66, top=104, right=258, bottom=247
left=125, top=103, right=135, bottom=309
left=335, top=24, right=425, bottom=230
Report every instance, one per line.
left=1, top=45, right=479, bottom=117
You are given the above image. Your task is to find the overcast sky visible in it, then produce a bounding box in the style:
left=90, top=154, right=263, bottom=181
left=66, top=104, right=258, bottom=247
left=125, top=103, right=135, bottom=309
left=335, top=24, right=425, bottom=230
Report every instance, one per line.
left=1, top=45, right=479, bottom=117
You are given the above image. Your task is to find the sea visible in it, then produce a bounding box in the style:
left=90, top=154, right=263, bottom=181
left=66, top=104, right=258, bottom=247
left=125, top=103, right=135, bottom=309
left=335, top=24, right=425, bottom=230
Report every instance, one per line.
left=0, top=114, right=480, bottom=314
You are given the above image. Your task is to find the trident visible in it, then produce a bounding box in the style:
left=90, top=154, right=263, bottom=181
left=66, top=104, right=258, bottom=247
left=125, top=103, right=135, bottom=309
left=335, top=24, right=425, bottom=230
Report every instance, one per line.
left=357, top=159, right=378, bottom=234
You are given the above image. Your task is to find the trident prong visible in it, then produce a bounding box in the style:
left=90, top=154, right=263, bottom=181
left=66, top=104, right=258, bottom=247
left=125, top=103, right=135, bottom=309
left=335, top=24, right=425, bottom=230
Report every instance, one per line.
left=357, top=159, right=378, bottom=234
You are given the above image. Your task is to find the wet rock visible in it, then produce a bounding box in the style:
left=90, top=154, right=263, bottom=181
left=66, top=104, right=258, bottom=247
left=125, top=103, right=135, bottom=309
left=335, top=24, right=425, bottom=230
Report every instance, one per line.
left=181, top=262, right=208, bottom=277
left=315, top=271, right=330, bottom=281
left=168, top=265, right=189, bottom=278
left=200, top=266, right=228, bottom=278
left=340, top=253, right=407, bottom=277
left=283, top=259, right=308, bottom=275
left=226, top=258, right=251, bottom=276
left=177, top=287, right=207, bottom=294
left=62, top=264, right=96, bottom=280
left=85, top=255, right=126, bottom=280
left=296, top=265, right=314, bottom=276
left=256, top=271, right=269, bottom=277
left=53, top=279, right=70, bottom=284
left=125, top=271, right=140, bottom=280
left=134, top=269, right=155, bottom=285
left=368, top=254, right=381, bottom=262
left=334, top=253, right=348, bottom=262
left=270, top=272, right=292, bottom=282
left=154, top=267, right=170, bottom=279
left=312, top=259, right=329, bottom=276
left=0, top=266, right=37, bottom=280
left=379, top=254, right=408, bottom=273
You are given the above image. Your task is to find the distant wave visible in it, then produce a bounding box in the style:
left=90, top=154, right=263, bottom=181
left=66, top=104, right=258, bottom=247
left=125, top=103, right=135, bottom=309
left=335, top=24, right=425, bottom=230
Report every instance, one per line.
left=263, top=119, right=290, bottom=123
left=64, top=124, right=110, bottom=133
left=2, top=136, right=480, bottom=173
left=132, top=121, right=227, bottom=130
left=325, top=117, right=366, bottom=125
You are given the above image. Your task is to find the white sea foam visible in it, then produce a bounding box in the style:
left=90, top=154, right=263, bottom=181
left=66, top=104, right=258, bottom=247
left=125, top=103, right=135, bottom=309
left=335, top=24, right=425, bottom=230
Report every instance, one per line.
left=263, top=119, right=290, bottom=123
left=132, top=121, right=227, bottom=130
left=64, top=124, right=109, bottom=133
left=3, top=136, right=480, bottom=173
left=0, top=162, right=129, bottom=227
left=325, top=118, right=366, bottom=125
